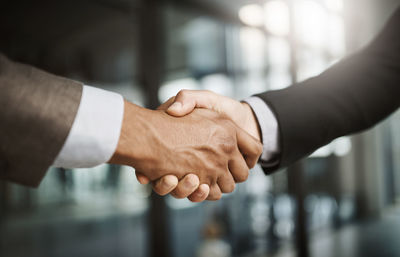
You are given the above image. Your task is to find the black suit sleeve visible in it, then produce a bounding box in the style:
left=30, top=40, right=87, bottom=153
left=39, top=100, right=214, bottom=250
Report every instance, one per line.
left=256, top=7, right=400, bottom=174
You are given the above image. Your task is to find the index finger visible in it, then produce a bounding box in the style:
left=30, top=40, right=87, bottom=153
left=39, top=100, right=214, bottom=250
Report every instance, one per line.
left=235, top=126, right=263, bottom=168
left=157, top=96, right=176, bottom=110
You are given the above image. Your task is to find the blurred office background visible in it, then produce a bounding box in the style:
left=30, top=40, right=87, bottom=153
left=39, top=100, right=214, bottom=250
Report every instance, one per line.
left=0, top=0, right=399, bottom=256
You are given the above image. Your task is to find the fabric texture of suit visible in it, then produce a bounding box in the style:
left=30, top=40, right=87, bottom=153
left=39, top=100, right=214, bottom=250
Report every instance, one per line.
left=257, top=7, right=400, bottom=173
left=0, top=54, right=82, bottom=187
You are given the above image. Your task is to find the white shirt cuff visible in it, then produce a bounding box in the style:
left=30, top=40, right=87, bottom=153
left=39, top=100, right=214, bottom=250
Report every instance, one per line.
left=53, top=85, right=124, bottom=168
left=243, top=96, right=280, bottom=164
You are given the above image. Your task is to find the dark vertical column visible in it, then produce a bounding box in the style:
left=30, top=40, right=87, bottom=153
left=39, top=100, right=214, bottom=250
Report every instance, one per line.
left=382, top=124, right=396, bottom=206
left=138, top=1, right=171, bottom=257
left=287, top=1, right=309, bottom=256
left=352, top=136, right=368, bottom=218
left=139, top=0, right=165, bottom=109
left=0, top=182, right=6, bottom=255
left=148, top=194, right=172, bottom=257
left=288, top=162, right=309, bottom=257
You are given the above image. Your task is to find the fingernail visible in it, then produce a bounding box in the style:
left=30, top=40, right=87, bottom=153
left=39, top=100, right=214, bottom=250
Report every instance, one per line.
left=165, top=179, right=176, bottom=189
left=163, top=177, right=176, bottom=189
left=184, top=178, right=197, bottom=189
left=195, top=190, right=204, bottom=197
left=168, top=102, right=182, bottom=111
left=164, top=181, right=173, bottom=189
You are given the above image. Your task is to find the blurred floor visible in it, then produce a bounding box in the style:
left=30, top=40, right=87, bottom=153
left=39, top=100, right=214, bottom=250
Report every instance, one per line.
left=267, top=205, right=400, bottom=257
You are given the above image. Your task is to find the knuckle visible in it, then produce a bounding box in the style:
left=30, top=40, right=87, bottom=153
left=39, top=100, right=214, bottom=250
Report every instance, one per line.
left=255, top=142, right=263, bottom=155
left=218, top=137, right=236, bottom=154
left=154, top=184, right=168, bottom=196
left=258, top=144, right=263, bottom=155
left=177, top=89, right=189, bottom=98
left=185, top=174, right=199, bottom=188
left=220, top=118, right=233, bottom=129
left=153, top=186, right=164, bottom=196
left=206, top=174, right=218, bottom=186
left=160, top=177, right=171, bottom=188
left=151, top=169, right=163, bottom=181
left=223, top=183, right=235, bottom=193
left=203, top=90, right=215, bottom=96
left=172, top=189, right=186, bottom=199
left=228, top=185, right=235, bottom=193
left=188, top=196, right=200, bottom=203
left=248, top=161, right=256, bottom=169
left=235, top=170, right=249, bottom=183
left=188, top=192, right=206, bottom=203
left=161, top=175, right=172, bottom=185
left=217, top=163, right=227, bottom=174
left=213, top=194, right=222, bottom=201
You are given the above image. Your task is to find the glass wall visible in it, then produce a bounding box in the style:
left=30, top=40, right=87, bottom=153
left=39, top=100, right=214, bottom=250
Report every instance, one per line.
left=0, top=0, right=399, bottom=257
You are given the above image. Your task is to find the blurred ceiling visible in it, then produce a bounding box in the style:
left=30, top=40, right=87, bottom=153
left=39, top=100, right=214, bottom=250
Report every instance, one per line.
left=0, top=0, right=257, bottom=45
left=0, top=0, right=257, bottom=78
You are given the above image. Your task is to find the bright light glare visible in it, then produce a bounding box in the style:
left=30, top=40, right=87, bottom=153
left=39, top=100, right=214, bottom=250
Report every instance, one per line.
left=296, top=49, right=327, bottom=81
left=267, top=37, right=290, bottom=67
left=239, top=27, right=268, bottom=94
left=333, top=137, right=352, bottom=156
left=267, top=38, right=291, bottom=90
left=158, top=78, right=199, bottom=103
left=201, top=74, right=234, bottom=97
left=239, top=4, right=264, bottom=27
left=264, top=0, right=290, bottom=36
left=311, top=137, right=352, bottom=157
left=295, top=0, right=328, bottom=47
left=311, top=144, right=332, bottom=158
left=328, top=14, right=345, bottom=56
left=240, top=27, right=266, bottom=70
left=324, top=0, right=343, bottom=12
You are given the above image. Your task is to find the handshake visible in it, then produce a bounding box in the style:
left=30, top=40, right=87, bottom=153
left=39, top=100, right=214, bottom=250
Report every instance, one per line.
left=109, top=90, right=263, bottom=202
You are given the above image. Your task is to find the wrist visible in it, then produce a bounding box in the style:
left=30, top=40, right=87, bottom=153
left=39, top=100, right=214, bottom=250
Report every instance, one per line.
left=109, top=100, right=153, bottom=168
left=241, top=102, right=262, bottom=142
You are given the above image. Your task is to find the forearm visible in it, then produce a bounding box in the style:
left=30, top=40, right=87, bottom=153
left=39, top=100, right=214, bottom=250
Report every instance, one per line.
left=255, top=8, right=400, bottom=171
left=0, top=54, right=83, bottom=187
left=109, top=100, right=155, bottom=168
left=53, top=86, right=124, bottom=168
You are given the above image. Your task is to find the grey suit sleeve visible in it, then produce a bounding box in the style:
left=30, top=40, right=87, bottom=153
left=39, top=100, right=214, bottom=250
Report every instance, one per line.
left=0, top=54, right=83, bottom=187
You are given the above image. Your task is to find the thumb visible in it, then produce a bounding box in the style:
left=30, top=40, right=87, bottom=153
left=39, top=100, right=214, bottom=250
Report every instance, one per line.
left=167, top=101, right=195, bottom=117
left=167, top=90, right=217, bottom=117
